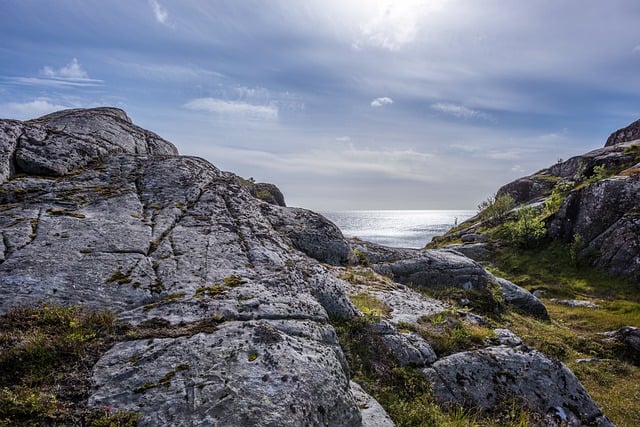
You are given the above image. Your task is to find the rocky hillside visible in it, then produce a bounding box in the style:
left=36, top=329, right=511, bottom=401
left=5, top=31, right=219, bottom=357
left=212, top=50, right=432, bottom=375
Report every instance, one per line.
left=0, top=108, right=614, bottom=426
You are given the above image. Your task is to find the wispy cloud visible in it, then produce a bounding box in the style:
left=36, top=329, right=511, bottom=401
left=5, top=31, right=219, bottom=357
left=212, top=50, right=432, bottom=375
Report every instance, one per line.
left=4, top=58, right=102, bottom=88
left=0, top=99, right=71, bottom=120
left=371, top=97, right=393, bottom=107
left=183, top=97, right=278, bottom=120
left=356, top=0, right=446, bottom=51
left=149, top=0, right=169, bottom=25
left=43, top=58, right=87, bottom=79
left=336, top=136, right=351, bottom=142
left=431, top=102, right=488, bottom=119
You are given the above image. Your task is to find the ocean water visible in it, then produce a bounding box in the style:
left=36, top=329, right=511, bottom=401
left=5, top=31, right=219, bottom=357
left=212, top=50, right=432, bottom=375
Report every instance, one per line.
left=320, top=210, right=476, bottom=249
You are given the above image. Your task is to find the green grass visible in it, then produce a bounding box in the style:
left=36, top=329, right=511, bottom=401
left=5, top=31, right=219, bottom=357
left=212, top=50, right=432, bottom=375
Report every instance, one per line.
left=0, top=304, right=138, bottom=426
left=333, top=316, right=541, bottom=426
left=487, top=242, right=640, bottom=426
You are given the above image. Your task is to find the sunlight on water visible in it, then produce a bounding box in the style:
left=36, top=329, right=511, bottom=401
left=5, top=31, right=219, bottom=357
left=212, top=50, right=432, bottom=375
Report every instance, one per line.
left=320, top=210, right=476, bottom=249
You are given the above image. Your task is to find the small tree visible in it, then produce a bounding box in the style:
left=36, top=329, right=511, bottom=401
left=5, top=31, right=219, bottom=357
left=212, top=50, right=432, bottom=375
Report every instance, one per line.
left=478, top=193, right=515, bottom=226
left=505, top=206, right=546, bottom=248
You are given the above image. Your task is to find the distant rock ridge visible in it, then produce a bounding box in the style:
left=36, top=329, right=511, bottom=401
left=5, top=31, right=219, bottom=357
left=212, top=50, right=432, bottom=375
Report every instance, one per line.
left=0, top=108, right=612, bottom=426
left=486, top=117, right=640, bottom=280
left=605, top=117, right=640, bottom=147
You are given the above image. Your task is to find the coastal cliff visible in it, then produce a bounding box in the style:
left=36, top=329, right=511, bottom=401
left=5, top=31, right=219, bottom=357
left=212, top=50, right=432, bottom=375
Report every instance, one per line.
left=0, top=108, right=614, bottom=426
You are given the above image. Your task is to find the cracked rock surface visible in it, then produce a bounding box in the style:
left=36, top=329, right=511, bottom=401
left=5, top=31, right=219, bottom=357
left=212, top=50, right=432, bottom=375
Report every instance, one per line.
left=0, top=108, right=612, bottom=426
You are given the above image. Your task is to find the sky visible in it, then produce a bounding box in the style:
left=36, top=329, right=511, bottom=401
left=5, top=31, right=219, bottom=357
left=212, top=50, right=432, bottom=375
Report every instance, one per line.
left=1, top=1, right=640, bottom=210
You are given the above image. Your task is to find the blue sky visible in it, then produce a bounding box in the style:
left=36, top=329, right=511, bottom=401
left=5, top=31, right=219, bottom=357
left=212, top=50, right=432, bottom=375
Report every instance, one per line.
left=1, top=1, right=640, bottom=210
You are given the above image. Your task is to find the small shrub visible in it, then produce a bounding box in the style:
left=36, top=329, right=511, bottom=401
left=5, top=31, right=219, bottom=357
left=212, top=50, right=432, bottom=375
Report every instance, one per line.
left=477, top=193, right=515, bottom=226
left=569, top=233, right=586, bottom=266
left=353, top=249, right=369, bottom=266
left=350, top=292, right=391, bottom=319
left=504, top=206, right=546, bottom=248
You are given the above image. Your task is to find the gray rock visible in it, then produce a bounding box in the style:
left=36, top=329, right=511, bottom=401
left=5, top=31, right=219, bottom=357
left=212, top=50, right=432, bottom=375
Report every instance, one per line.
left=548, top=173, right=640, bottom=279
left=350, top=381, right=395, bottom=427
left=495, top=277, right=548, bottom=318
left=90, top=320, right=361, bottom=427
left=423, top=346, right=614, bottom=427
left=491, top=328, right=522, bottom=347
left=604, top=326, right=640, bottom=364
left=444, top=242, right=493, bottom=261
left=349, top=240, right=547, bottom=318
left=372, top=320, right=437, bottom=367
left=550, top=299, right=600, bottom=309
left=460, top=233, right=488, bottom=243
left=350, top=240, right=491, bottom=291
left=264, top=204, right=356, bottom=265
left=606, top=117, right=640, bottom=146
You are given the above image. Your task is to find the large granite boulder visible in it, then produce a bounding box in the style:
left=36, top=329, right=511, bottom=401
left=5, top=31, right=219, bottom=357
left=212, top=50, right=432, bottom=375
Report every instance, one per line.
left=423, top=345, right=613, bottom=426
left=348, top=239, right=548, bottom=318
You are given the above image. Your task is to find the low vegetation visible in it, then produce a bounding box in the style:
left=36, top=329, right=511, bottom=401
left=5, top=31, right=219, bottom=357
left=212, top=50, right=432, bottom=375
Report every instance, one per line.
left=485, top=242, right=640, bottom=426
left=0, top=304, right=138, bottom=426
left=333, top=315, right=538, bottom=426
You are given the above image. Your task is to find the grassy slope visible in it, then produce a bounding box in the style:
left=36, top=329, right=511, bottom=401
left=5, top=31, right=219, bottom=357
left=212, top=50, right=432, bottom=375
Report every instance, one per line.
left=489, top=242, right=640, bottom=427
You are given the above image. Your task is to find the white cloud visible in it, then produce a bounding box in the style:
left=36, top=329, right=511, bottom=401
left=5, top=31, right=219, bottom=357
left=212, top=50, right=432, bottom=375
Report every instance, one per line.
left=1, top=99, right=70, bottom=120
left=43, top=58, right=88, bottom=79
left=336, top=136, right=351, bottom=142
left=371, top=97, right=393, bottom=107
left=183, top=98, right=278, bottom=120
left=214, top=145, right=438, bottom=183
left=633, top=44, right=640, bottom=54
left=357, top=0, right=446, bottom=50
left=431, top=102, right=488, bottom=119
left=149, top=0, right=169, bottom=24
left=3, top=58, right=103, bottom=88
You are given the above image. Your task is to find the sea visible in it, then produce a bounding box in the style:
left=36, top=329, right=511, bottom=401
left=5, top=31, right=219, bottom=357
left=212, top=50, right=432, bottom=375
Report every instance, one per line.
left=320, top=210, right=476, bottom=249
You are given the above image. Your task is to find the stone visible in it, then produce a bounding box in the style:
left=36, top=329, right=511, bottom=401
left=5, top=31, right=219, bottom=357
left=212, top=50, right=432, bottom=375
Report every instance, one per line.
left=491, top=328, right=522, bottom=347
left=604, top=326, right=640, bottom=364
left=495, top=277, right=548, bottom=318
left=423, top=346, right=614, bottom=427
left=350, top=381, right=395, bottom=427
left=550, top=299, right=600, bottom=309
left=605, top=118, right=640, bottom=146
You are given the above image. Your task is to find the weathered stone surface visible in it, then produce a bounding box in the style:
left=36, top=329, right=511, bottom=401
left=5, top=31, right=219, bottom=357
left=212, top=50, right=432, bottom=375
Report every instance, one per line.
left=0, top=108, right=178, bottom=180
left=498, top=141, right=639, bottom=205
left=90, top=321, right=361, bottom=427
left=0, top=109, right=367, bottom=426
left=423, top=346, right=614, bottom=427
left=444, top=242, right=493, bottom=261
left=549, top=173, right=640, bottom=279
left=349, top=239, right=547, bottom=317
left=371, top=320, right=437, bottom=367
left=350, top=240, right=492, bottom=291
left=350, top=381, right=395, bottom=427
left=606, top=118, right=640, bottom=146
left=264, top=204, right=356, bottom=265
left=490, top=328, right=522, bottom=347
left=550, top=299, right=600, bottom=309
left=495, top=277, right=548, bottom=318
left=604, top=326, right=640, bottom=364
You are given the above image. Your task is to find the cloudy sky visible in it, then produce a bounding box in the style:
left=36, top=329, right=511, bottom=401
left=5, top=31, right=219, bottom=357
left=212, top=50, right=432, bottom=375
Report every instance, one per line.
left=1, top=1, right=640, bottom=210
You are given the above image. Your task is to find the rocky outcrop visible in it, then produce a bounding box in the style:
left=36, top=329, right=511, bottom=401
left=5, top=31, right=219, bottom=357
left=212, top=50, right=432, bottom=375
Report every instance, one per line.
left=348, top=239, right=548, bottom=318
left=0, top=108, right=610, bottom=426
left=604, top=326, right=640, bottom=365
left=447, top=117, right=640, bottom=280
left=606, top=118, right=640, bottom=147
left=424, top=345, right=614, bottom=426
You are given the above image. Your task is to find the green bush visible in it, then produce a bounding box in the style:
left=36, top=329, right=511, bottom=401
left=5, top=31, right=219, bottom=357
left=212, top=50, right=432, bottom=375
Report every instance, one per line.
left=477, top=194, right=516, bottom=226
left=504, top=206, right=546, bottom=248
